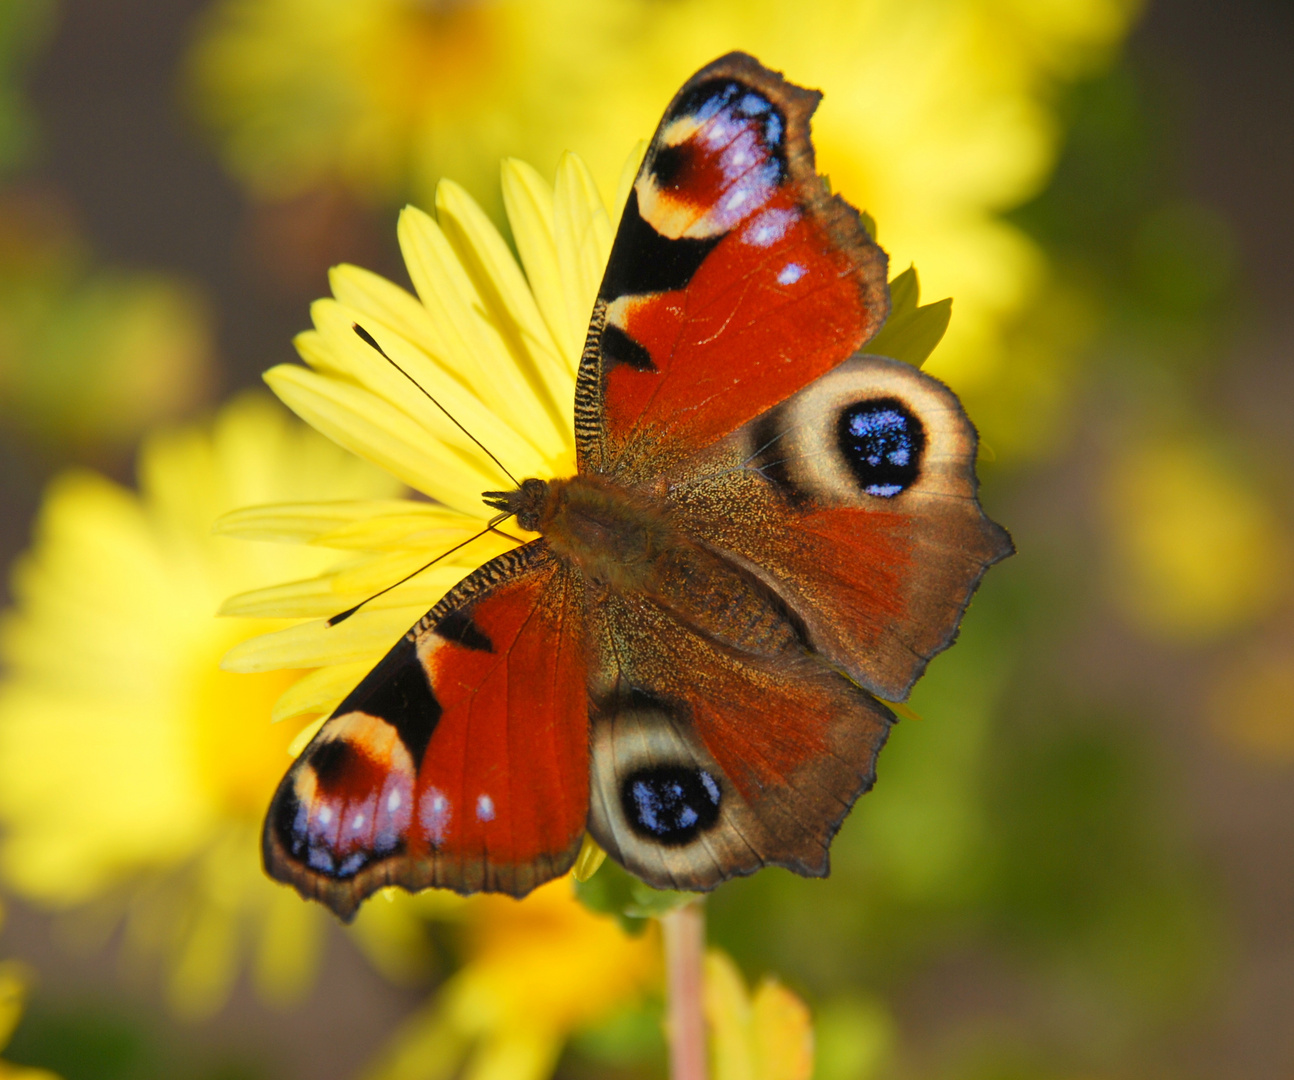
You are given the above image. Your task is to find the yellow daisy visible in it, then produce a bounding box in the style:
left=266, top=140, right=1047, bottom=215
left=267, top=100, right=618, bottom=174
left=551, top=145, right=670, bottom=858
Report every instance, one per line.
left=0, top=395, right=400, bottom=1015
left=217, top=152, right=623, bottom=727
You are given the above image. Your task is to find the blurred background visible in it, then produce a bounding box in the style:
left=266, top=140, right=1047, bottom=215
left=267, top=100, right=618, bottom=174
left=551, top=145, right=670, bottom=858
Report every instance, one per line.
left=0, top=0, right=1292, bottom=1077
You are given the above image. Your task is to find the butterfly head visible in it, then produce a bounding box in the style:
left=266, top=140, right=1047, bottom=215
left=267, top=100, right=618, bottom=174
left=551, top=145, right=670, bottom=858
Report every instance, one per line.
left=482, top=477, right=550, bottom=533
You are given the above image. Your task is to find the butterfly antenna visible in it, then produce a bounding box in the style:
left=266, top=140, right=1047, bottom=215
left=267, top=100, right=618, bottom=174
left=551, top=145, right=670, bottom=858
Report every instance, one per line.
left=327, top=515, right=509, bottom=626
left=352, top=324, right=521, bottom=488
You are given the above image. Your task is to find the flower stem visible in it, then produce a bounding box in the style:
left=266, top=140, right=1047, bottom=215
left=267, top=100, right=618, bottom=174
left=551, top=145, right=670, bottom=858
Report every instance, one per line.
left=662, top=900, right=708, bottom=1080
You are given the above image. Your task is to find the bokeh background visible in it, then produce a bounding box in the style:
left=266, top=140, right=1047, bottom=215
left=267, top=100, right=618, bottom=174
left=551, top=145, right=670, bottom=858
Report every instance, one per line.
left=1, top=0, right=1292, bottom=1077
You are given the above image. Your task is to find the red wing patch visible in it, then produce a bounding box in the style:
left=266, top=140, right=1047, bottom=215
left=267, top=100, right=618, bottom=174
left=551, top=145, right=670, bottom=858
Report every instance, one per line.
left=263, top=543, right=588, bottom=920
left=575, top=52, right=889, bottom=480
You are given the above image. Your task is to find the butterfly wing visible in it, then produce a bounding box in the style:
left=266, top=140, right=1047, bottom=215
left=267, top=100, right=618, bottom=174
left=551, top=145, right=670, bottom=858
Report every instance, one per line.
left=585, top=580, right=894, bottom=889
left=665, top=353, right=1014, bottom=703
left=576, top=52, right=889, bottom=481
left=263, top=542, right=588, bottom=920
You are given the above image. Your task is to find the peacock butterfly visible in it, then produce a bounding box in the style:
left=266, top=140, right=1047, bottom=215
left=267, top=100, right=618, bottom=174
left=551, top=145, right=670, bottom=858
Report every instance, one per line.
left=263, top=52, right=1013, bottom=921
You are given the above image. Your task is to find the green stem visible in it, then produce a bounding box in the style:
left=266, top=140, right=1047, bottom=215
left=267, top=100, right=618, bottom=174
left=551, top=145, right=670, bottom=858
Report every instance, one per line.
left=661, top=900, right=708, bottom=1080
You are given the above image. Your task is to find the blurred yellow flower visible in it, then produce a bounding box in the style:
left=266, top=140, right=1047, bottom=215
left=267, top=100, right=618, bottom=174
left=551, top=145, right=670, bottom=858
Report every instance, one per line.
left=217, top=152, right=619, bottom=724
left=705, top=949, right=813, bottom=1080
left=186, top=0, right=1139, bottom=426
left=1104, top=435, right=1291, bottom=641
left=0, top=395, right=400, bottom=1015
left=186, top=0, right=639, bottom=206
left=364, top=879, right=659, bottom=1080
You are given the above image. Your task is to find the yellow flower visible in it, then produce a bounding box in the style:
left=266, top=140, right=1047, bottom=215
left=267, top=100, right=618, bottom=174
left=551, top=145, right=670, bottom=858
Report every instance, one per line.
left=186, top=0, right=1140, bottom=432
left=1103, top=434, right=1291, bottom=640
left=364, top=879, right=659, bottom=1080
left=0, top=395, right=400, bottom=1015
left=218, top=152, right=622, bottom=725
left=186, top=0, right=641, bottom=206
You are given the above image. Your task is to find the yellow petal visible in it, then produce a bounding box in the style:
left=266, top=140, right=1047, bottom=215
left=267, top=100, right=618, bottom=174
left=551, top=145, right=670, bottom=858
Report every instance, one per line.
left=611, top=139, right=648, bottom=225
left=270, top=661, right=370, bottom=724
left=288, top=716, right=327, bottom=757
left=315, top=509, right=486, bottom=552
left=219, top=574, right=356, bottom=619
left=465, top=1027, right=562, bottom=1080
left=328, top=544, right=506, bottom=596
left=434, top=179, right=572, bottom=437
left=311, top=298, right=552, bottom=473
left=220, top=606, right=425, bottom=672
left=553, top=153, right=613, bottom=363
left=397, top=204, right=564, bottom=447
left=502, top=158, right=575, bottom=369
left=213, top=499, right=426, bottom=544
left=265, top=363, right=504, bottom=513
left=706, top=950, right=755, bottom=1080
left=571, top=834, right=608, bottom=882
left=328, top=261, right=446, bottom=362
left=751, top=980, right=813, bottom=1080
left=705, top=949, right=814, bottom=1080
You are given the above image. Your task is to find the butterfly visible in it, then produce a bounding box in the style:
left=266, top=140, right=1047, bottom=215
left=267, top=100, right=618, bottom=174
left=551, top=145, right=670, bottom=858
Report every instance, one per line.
left=263, top=52, right=1013, bottom=921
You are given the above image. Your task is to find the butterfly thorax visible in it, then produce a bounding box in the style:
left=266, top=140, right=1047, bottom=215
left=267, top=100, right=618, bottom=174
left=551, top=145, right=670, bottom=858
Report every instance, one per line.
left=529, top=474, right=804, bottom=658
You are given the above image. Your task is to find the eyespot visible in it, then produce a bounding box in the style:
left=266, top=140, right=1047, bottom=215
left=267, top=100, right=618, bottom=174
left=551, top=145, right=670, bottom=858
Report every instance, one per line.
left=837, top=398, right=925, bottom=497
left=621, top=765, right=722, bottom=846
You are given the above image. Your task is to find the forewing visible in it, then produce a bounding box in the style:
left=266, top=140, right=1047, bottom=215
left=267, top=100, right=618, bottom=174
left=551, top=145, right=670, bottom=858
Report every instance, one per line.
left=575, top=52, right=888, bottom=481
left=666, top=353, right=1013, bottom=702
left=585, top=591, right=893, bottom=890
left=263, top=542, right=588, bottom=920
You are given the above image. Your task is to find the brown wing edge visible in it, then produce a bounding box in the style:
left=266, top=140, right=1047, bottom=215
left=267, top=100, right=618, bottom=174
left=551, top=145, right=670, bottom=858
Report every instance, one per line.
left=262, top=542, right=584, bottom=922
left=846, top=360, right=1015, bottom=700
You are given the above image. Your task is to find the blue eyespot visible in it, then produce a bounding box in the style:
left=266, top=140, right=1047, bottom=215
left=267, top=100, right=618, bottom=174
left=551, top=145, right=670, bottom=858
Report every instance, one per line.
left=622, top=765, right=722, bottom=845
left=837, top=398, right=925, bottom=497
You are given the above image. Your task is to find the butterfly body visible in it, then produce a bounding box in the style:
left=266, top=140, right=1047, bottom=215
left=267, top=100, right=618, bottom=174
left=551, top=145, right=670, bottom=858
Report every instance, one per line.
left=264, top=53, right=1013, bottom=920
